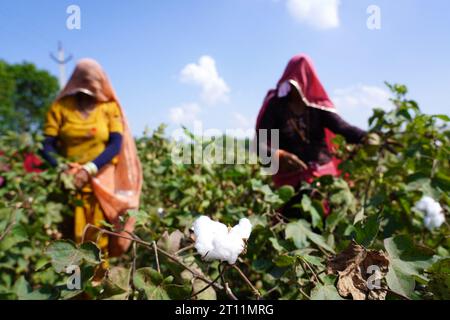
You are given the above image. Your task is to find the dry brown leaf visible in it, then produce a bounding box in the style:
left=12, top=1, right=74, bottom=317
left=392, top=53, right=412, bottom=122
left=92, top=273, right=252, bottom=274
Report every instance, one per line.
left=157, top=230, right=185, bottom=254
left=327, top=241, right=389, bottom=300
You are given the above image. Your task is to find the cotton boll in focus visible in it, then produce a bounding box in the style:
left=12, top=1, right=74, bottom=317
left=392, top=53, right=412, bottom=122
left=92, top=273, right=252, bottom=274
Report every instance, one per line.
left=192, top=216, right=253, bottom=264
left=193, top=216, right=228, bottom=258
left=230, top=218, right=252, bottom=240
left=208, top=233, right=245, bottom=264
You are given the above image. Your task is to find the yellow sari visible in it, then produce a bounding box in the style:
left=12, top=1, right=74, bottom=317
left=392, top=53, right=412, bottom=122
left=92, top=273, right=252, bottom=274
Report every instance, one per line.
left=44, top=95, right=124, bottom=266
left=45, top=59, right=142, bottom=265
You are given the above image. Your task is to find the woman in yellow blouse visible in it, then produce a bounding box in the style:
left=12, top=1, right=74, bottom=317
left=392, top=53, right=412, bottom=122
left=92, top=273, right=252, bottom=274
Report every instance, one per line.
left=42, top=59, right=142, bottom=268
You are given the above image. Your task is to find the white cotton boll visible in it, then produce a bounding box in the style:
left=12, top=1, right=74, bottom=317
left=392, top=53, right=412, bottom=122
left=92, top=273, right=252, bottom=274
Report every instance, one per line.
left=212, top=234, right=245, bottom=264
left=192, top=216, right=253, bottom=264
left=415, top=196, right=439, bottom=214
left=193, top=216, right=228, bottom=258
left=414, top=196, right=446, bottom=231
left=230, top=218, right=252, bottom=240
left=424, top=213, right=446, bottom=231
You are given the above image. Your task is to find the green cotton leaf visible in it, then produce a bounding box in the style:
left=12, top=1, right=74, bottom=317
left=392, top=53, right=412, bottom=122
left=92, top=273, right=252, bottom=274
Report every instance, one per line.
left=99, top=267, right=131, bottom=300
left=12, top=276, right=31, bottom=300
left=78, top=242, right=102, bottom=264
left=298, top=254, right=325, bottom=268
left=354, top=214, right=381, bottom=248
left=433, top=114, right=450, bottom=122
left=133, top=267, right=171, bottom=300
left=165, top=281, right=192, bottom=300
left=427, top=258, right=450, bottom=300
left=12, top=276, right=56, bottom=300
left=310, top=284, right=343, bottom=300
left=285, top=220, right=335, bottom=254
left=296, top=195, right=323, bottom=230
left=273, top=255, right=296, bottom=268
left=0, top=223, right=29, bottom=251
left=277, top=185, right=296, bottom=202
left=326, top=210, right=347, bottom=232
left=34, top=257, right=51, bottom=272
left=251, top=179, right=282, bottom=205
left=269, top=237, right=286, bottom=253
left=384, top=236, right=436, bottom=298
left=431, top=172, right=450, bottom=192
left=45, top=240, right=101, bottom=273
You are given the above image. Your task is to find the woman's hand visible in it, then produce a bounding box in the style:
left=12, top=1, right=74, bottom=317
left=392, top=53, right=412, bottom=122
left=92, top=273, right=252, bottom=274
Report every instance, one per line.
left=276, top=149, right=308, bottom=172
left=74, top=169, right=90, bottom=190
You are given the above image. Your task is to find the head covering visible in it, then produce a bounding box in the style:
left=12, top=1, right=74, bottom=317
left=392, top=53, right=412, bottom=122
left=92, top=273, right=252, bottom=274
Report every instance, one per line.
left=255, top=54, right=340, bottom=188
left=58, top=59, right=143, bottom=256
left=256, top=54, right=336, bottom=128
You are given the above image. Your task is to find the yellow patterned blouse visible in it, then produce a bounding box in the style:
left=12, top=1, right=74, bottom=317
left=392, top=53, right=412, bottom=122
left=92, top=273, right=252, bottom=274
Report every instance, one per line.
left=44, top=96, right=123, bottom=165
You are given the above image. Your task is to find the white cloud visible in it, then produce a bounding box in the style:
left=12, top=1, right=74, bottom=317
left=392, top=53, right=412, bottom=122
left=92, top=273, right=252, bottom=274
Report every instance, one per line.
left=286, top=0, right=340, bottom=30
left=333, top=85, right=391, bottom=111
left=169, top=103, right=201, bottom=126
left=233, top=112, right=254, bottom=130
left=229, top=112, right=256, bottom=138
left=332, top=84, right=391, bottom=128
left=180, top=55, right=230, bottom=105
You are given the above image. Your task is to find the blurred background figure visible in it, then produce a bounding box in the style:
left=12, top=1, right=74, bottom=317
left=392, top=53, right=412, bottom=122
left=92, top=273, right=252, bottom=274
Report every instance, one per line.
left=256, top=54, right=378, bottom=216
left=42, top=59, right=143, bottom=273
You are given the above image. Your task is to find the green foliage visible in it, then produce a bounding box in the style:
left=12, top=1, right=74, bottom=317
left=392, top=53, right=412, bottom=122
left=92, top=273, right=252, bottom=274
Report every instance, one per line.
left=0, top=83, right=448, bottom=300
left=0, top=60, right=59, bottom=133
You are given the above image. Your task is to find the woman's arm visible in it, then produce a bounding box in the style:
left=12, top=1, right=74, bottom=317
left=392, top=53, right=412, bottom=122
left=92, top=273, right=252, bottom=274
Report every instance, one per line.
left=41, top=136, right=59, bottom=167
left=90, top=132, right=123, bottom=171
left=321, top=111, right=367, bottom=144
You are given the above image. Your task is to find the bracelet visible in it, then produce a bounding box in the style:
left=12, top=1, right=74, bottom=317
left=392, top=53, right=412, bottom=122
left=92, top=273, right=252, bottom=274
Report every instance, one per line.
left=82, top=162, right=98, bottom=176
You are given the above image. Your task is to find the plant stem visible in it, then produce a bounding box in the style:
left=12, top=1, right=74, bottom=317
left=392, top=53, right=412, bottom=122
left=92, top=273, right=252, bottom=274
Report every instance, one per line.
left=175, top=244, right=195, bottom=255
left=81, top=224, right=224, bottom=291
left=219, top=263, right=238, bottom=300
left=299, top=287, right=311, bottom=300
left=232, top=265, right=261, bottom=299
left=152, top=241, right=161, bottom=274
left=298, top=257, right=324, bottom=285
left=190, top=263, right=226, bottom=299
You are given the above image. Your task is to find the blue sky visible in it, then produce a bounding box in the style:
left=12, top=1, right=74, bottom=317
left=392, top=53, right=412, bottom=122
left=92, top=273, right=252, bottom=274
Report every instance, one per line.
left=1, top=0, right=449, bottom=136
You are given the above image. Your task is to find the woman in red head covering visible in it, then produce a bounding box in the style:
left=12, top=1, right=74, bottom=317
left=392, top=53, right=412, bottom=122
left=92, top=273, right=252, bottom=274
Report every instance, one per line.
left=256, top=54, right=376, bottom=193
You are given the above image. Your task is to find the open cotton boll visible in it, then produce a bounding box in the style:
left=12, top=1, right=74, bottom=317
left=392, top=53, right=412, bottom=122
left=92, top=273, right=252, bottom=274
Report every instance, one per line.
left=424, top=213, right=445, bottom=231
left=230, top=218, right=252, bottom=240
left=192, top=216, right=228, bottom=258
left=192, top=216, right=253, bottom=264
left=414, top=196, right=446, bottom=231
left=207, top=233, right=245, bottom=264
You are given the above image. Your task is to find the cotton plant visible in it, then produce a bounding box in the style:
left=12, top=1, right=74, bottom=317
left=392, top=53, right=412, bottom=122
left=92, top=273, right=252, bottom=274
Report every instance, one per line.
left=414, top=196, right=446, bottom=231
left=192, top=216, right=252, bottom=265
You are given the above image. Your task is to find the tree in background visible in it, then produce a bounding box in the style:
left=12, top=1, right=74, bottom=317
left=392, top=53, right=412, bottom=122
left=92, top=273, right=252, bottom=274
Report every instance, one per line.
left=0, top=60, right=59, bottom=133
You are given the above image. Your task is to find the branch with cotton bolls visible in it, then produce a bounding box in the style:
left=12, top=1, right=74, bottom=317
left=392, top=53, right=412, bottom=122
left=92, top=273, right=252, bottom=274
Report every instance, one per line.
left=190, top=216, right=261, bottom=299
